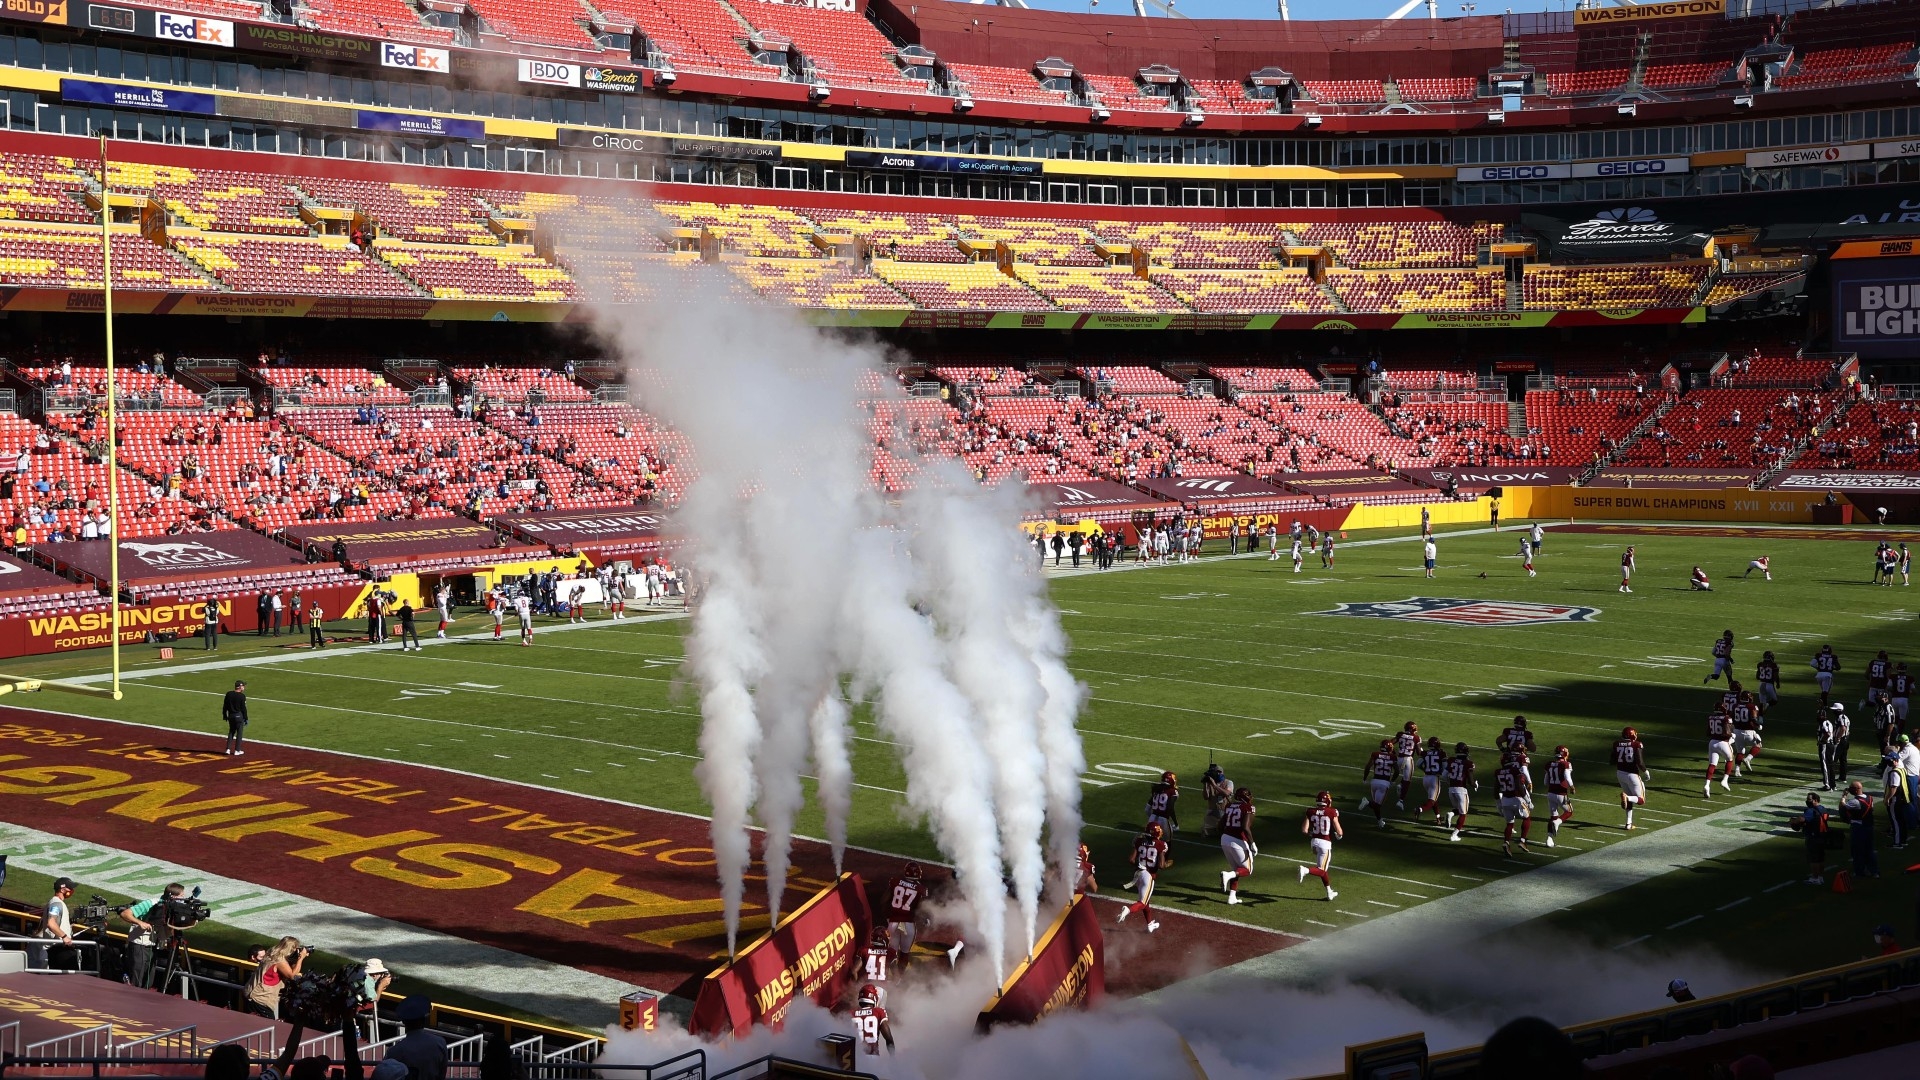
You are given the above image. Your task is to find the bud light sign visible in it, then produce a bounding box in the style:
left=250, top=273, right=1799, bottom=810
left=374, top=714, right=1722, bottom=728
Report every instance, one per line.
left=154, top=11, right=230, bottom=46
left=380, top=42, right=448, bottom=73
left=1833, top=257, right=1920, bottom=359
left=517, top=58, right=580, bottom=87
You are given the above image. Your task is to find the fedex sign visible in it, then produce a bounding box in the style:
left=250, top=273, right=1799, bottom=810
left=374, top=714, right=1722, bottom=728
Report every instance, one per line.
left=381, top=42, right=448, bottom=73
left=154, top=11, right=231, bottom=46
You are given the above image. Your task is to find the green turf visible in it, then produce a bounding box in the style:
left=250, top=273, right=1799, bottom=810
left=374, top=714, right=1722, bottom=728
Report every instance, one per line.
left=9, top=519, right=1917, bottom=992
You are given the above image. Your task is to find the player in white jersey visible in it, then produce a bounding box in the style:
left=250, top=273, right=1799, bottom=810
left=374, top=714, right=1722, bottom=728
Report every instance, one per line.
left=1542, top=746, right=1575, bottom=848
left=1423, top=538, right=1437, bottom=580
left=1745, top=556, right=1771, bottom=580
left=1519, top=535, right=1536, bottom=578
left=1619, top=546, right=1636, bottom=593
left=490, top=589, right=506, bottom=641
left=1391, top=722, right=1420, bottom=809
left=1290, top=537, right=1303, bottom=574
left=434, top=584, right=453, bottom=638
left=1266, top=523, right=1280, bottom=560
left=513, top=592, right=533, bottom=646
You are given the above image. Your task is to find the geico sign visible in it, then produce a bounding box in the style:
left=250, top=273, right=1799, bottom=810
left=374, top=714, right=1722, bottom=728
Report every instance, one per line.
left=1569, top=156, right=1690, bottom=178
left=155, top=12, right=231, bottom=46
left=517, top=58, right=580, bottom=87
left=381, top=42, right=449, bottom=72
left=1455, top=164, right=1572, bottom=182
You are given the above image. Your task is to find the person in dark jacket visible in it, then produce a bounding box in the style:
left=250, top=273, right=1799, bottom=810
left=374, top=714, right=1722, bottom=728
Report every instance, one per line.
left=222, top=681, right=249, bottom=756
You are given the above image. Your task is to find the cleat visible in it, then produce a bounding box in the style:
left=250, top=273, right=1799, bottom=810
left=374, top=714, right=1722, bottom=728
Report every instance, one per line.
left=1449, top=831, right=1461, bottom=842
left=1503, top=841, right=1512, bottom=856
left=1221, top=870, right=1235, bottom=892
left=1116, top=907, right=1128, bottom=924
left=1358, top=797, right=1369, bottom=810
left=1722, top=775, right=1731, bottom=791
left=947, top=942, right=964, bottom=966
left=1395, top=801, right=1405, bottom=811
left=1545, top=834, right=1555, bottom=848
left=1325, top=890, right=1337, bottom=902
left=1225, top=893, right=1240, bottom=906
left=1146, top=920, right=1160, bottom=934
left=1517, top=840, right=1529, bottom=852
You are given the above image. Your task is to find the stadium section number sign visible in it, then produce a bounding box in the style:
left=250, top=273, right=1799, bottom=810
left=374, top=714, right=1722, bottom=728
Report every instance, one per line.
left=1312, top=598, right=1601, bottom=627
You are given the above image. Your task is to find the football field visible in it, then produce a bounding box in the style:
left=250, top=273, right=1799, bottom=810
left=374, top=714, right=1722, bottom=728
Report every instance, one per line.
left=7, top=519, right=1918, bottom=1023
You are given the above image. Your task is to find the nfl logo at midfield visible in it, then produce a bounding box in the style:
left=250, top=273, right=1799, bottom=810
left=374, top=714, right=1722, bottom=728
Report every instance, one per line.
left=1312, top=597, right=1601, bottom=627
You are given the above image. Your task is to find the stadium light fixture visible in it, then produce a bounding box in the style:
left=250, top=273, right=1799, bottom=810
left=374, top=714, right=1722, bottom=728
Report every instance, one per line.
left=1617, top=103, right=1637, bottom=116
left=1733, top=94, right=1752, bottom=107
left=656, top=69, right=677, bottom=86
left=1486, top=109, right=1505, bottom=123
left=1091, top=105, right=1110, bottom=121
left=1305, top=114, right=1322, bottom=127
left=954, top=95, right=974, bottom=112
left=809, top=82, right=831, bottom=101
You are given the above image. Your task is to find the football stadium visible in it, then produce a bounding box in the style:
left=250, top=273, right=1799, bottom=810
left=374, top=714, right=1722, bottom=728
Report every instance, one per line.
left=0, top=0, right=1913, bottom=1073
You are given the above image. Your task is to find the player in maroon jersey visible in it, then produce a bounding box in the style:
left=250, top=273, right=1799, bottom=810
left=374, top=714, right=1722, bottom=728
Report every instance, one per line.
left=1704, top=706, right=1735, bottom=798
left=1217, top=787, right=1256, bottom=906
left=1416, top=736, right=1447, bottom=819
left=1393, top=721, right=1421, bottom=809
left=884, top=862, right=924, bottom=965
left=1361, top=738, right=1396, bottom=826
left=1497, top=716, right=1537, bottom=757
left=1145, top=771, right=1179, bottom=864
left=1543, top=746, right=1575, bottom=847
left=1496, top=750, right=1534, bottom=855
left=1298, top=791, right=1342, bottom=901
left=1866, top=650, right=1893, bottom=713
left=1731, top=692, right=1764, bottom=775
left=1705, top=630, right=1734, bottom=684
left=860, top=926, right=895, bottom=1001
left=1619, top=546, right=1636, bottom=593
left=850, top=984, right=894, bottom=1058
left=1117, top=823, right=1166, bottom=933
left=1444, top=742, right=1477, bottom=842
left=1614, top=727, right=1650, bottom=829
left=1073, top=841, right=1098, bottom=896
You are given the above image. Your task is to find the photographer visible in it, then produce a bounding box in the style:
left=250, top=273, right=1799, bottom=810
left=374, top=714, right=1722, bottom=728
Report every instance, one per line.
left=245, top=936, right=310, bottom=1019
left=117, top=882, right=185, bottom=988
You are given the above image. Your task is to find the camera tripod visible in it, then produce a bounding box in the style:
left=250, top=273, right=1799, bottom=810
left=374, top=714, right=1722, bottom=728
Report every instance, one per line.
left=155, top=929, right=200, bottom=999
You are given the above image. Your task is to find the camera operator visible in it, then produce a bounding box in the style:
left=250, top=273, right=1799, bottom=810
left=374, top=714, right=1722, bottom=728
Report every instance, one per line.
left=245, top=936, right=310, bottom=1019
left=117, top=882, right=185, bottom=988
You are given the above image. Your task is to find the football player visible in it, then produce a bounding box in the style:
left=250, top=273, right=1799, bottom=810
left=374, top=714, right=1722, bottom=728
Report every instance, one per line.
left=1361, top=739, right=1396, bottom=826
left=1297, top=790, right=1341, bottom=902
left=1543, top=746, right=1575, bottom=848
left=1690, top=566, right=1712, bottom=592
left=851, top=983, right=894, bottom=1058
left=1496, top=750, right=1534, bottom=856
left=1444, top=742, right=1477, bottom=842
left=1201, top=763, right=1233, bottom=838
left=1705, top=705, right=1735, bottom=798
left=1865, top=650, right=1893, bottom=713
left=1290, top=535, right=1304, bottom=575
left=1321, top=530, right=1335, bottom=569
left=1218, top=787, right=1256, bottom=906
left=884, top=862, right=924, bottom=964
left=1117, top=824, right=1166, bottom=933
left=1731, top=690, right=1764, bottom=775
left=1392, top=721, right=1420, bottom=809
left=1074, top=842, right=1098, bottom=896
left=1619, top=546, right=1636, bottom=594
left=1522, top=538, right=1536, bottom=579
left=1893, top=663, right=1914, bottom=724
left=1145, top=771, right=1179, bottom=861
left=1745, top=556, right=1771, bottom=580
left=1614, top=727, right=1650, bottom=830
left=1706, top=630, right=1735, bottom=685
left=1756, top=650, right=1782, bottom=708
left=1812, top=644, right=1841, bottom=702
left=1498, top=715, right=1537, bottom=759
left=1416, top=736, right=1448, bottom=820
left=861, top=926, right=896, bottom=999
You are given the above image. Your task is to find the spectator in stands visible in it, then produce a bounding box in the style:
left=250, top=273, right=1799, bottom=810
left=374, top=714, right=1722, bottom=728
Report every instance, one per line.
left=385, top=997, right=447, bottom=1080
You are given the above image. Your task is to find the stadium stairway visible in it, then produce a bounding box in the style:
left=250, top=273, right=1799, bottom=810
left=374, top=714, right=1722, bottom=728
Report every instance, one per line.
left=1587, top=390, right=1679, bottom=475
left=1756, top=393, right=1856, bottom=484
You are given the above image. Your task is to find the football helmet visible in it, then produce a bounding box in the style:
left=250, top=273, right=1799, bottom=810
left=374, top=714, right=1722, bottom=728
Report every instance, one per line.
left=1147, top=823, right=1164, bottom=840
left=903, top=861, right=922, bottom=880
left=1402, top=720, right=1419, bottom=733
left=858, top=983, right=880, bottom=1006
left=1622, top=727, right=1637, bottom=740
left=870, top=926, right=889, bottom=949
left=1454, top=742, right=1469, bottom=755
left=1315, top=790, right=1332, bottom=806
left=1379, top=738, right=1394, bottom=751
left=1161, top=770, right=1177, bottom=785
left=1234, top=786, right=1252, bottom=802
left=1512, top=715, right=1527, bottom=729
left=1426, top=736, right=1442, bottom=748
left=1555, top=745, right=1570, bottom=760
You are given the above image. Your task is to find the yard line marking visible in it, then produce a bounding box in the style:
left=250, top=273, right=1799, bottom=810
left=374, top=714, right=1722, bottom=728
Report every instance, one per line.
left=1449, top=874, right=1486, bottom=883
left=493, top=754, right=511, bottom=759
left=573, top=768, right=592, bottom=774
left=1395, top=891, right=1429, bottom=900
left=1304, top=919, right=1338, bottom=929
left=1475, top=866, right=1512, bottom=875
left=1364, top=900, right=1401, bottom=909
left=1665, top=914, right=1703, bottom=930
left=1763, top=879, right=1798, bottom=893
left=541, top=773, right=561, bottom=780
left=1613, top=935, right=1652, bottom=951
left=1337, top=910, right=1371, bottom=919
left=1715, top=896, right=1751, bottom=912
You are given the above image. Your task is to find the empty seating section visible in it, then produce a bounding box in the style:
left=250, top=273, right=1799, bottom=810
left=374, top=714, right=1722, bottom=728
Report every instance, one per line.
left=734, top=3, right=923, bottom=90
left=1079, top=366, right=1182, bottom=396
left=1103, top=222, right=1288, bottom=268
left=1703, top=271, right=1805, bottom=306
left=874, top=260, right=1053, bottom=310
left=942, top=64, right=1067, bottom=105
left=173, top=233, right=420, bottom=297
left=812, top=211, right=964, bottom=262
left=1301, top=80, right=1385, bottom=104
left=1207, top=366, right=1320, bottom=394
left=157, top=0, right=262, bottom=17
left=260, top=366, right=411, bottom=407
left=376, top=244, right=578, bottom=301
left=1012, top=265, right=1179, bottom=312
left=297, top=179, right=497, bottom=245
left=1777, top=0, right=1919, bottom=88
left=0, top=224, right=215, bottom=291
left=955, top=217, right=1100, bottom=265
left=1526, top=388, right=1654, bottom=462
left=0, top=154, right=88, bottom=224
left=1395, top=77, right=1475, bottom=102
left=729, top=259, right=913, bottom=308
left=1183, top=80, right=1274, bottom=113
left=1078, top=74, right=1174, bottom=113
left=295, top=0, right=456, bottom=43
left=0, top=414, right=203, bottom=542
left=1301, top=222, right=1498, bottom=269
left=657, top=202, right=821, bottom=257
left=1616, top=389, right=1827, bottom=467
left=455, top=366, right=595, bottom=404
left=1326, top=269, right=1503, bottom=312
left=19, top=366, right=202, bottom=409
left=596, top=0, right=773, bottom=79
left=1150, top=269, right=1333, bottom=313
left=1544, top=67, right=1629, bottom=96
left=1640, top=15, right=1777, bottom=90
left=463, top=0, right=595, bottom=47
left=1523, top=263, right=1707, bottom=310
left=111, top=164, right=306, bottom=235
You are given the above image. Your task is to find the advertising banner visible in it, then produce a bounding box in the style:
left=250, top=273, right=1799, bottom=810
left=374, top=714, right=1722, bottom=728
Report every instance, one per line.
left=1456, top=164, right=1570, bottom=183
left=845, top=151, right=1043, bottom=177
left=0, top=552, right=97, bottom=597
left=1573, top=0, right=1721, bottom=24
left=495, top=506, right=666, bottom=549
left=281, top=518, right=528, bottom=564
left=976, top=895, right=1104, bottom=1031
left=582, top=65, right=643, bottom=93
left=1, top=0, right=67, bottom=25
left=517, top=58, right=581, bottom=88
left=1569, top=157, right=1690, bottom=179
left=1130, top=475, right=1298, bottom=505
left=1025, top=480, right=1173, bottom=515
left=688, top=874, right=872, bottom=1037
left=237, top=22, right=381, bottom=63
left=1274, top=470, right=1425, bottom=497
left=153, top=10, right=232, bottom=47
left=1767, top=470, right=1920, bottom=492
left=1745, top=144, right=1871, bottom=169
left=1831, top=256, right=1920, bottom=360
left=356, top=110, right=484, bottom=140
left=1546, top=487, right=1830, bottom=523
left=1397, top=466, right=1583, bottom=488
left=0, top=580, right=366, bottom=657
left=378, top=42, right=449, bottom=74
left=54, top=532, right=302, bottom=585
left=1527, top=205, right=1707, bottom=261
left=60, top=79, right=217, bottom=115
left=1584, top=468, right=1759, bottom=489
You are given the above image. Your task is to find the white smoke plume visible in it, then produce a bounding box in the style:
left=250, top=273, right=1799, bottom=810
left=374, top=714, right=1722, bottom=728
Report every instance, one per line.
left=572, top=252, right=1076, bottom=972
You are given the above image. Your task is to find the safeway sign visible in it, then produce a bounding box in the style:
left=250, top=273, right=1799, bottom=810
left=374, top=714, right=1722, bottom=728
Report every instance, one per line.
left=517, top=58, right=580, bottom=87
